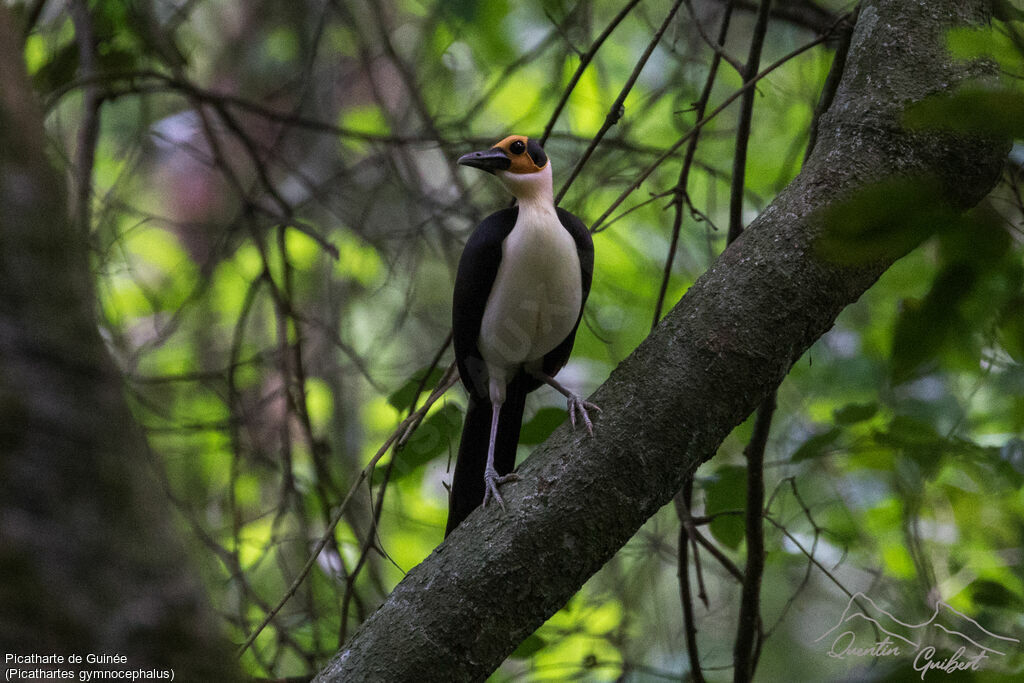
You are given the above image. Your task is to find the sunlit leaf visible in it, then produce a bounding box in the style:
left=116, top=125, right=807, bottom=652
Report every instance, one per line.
left=237, top=517, right=274, bottom=569
left=339, top=105, right=391, bottom=135
left=880, top=541, right=916, bottom=579
left=22, top=34, right=47, bottom=75
left=947, top=18, right=1024, bottom=65
left=335, top=233, right=383, bottom=287
left=305, top=378, right=333, bottom=432
left=586, top=601, right=623, bottom=635
left=285, top=228, right=322, bottom=270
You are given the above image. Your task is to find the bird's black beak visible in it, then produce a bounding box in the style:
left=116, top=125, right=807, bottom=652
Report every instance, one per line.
left=457, top=147, right=512, bottom=174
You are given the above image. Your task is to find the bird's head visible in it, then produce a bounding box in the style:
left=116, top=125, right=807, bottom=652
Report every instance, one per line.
left=458, top=135, right=552, bottom=203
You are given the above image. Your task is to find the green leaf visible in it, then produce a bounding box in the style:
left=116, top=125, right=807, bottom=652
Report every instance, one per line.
left=890, top=263, right=976, bottom=383
left=980, top=437, right=1024, bottom=489
left=894, top=454, right=926, bottom=490
left=876, top=415, right=942, bottom=447
left=993, top=0, right=1024, bottom=22
left=509, top=633, right=548, bottom=659
left=873, top=418, right=949, bottom=480
left=947, top=20, right=1024, bottom=63
left=816, top=178, right=968, bottom=265
left=266, top=27, right=299, bottom=63
left=791, top=428, right=842, bottom=462
left=936, top=208, right=1012, bottom=268
left=971, top=579, right=1024, bottom=611
left=904, top=88, right=1024, bottom=138
left=833, top=403, right=878, bottom=425
left=388, top=367, right=446, bottom=411
left=519, top=407, right=568, bottom=445
left=32, top=42, right=79, bottom=93
left=998, top=296, right=1024, bottom=363
left=999, top=438, right=1024, bottom=477
left=703, top=465, right=747, bottom=550
left=391, top=404, right=462, bottom=479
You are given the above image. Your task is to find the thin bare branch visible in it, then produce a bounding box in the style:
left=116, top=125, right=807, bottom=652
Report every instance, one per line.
left=238, top=363, right=460, bottom=657
left=591, top=12, right=847, bottom=232
left=555, top=0, right=687, bottom=204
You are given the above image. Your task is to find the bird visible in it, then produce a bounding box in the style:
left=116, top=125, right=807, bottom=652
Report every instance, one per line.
left=446, top=134, right=597, bottom=537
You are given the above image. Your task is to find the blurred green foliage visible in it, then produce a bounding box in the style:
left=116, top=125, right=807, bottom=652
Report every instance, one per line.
left=19, top=0, right=1024, bottom=680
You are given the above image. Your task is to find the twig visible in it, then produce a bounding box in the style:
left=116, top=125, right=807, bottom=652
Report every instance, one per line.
left=44, top=68, right=429, bottom=146
left=727, top=0, right=772, bottom=244
left=653, top=0, right=734, bottom=327
left=674, top=484, right=708, bottom=683
left=20, top=0, right=48, bottom=36
left=462, top=26, right=562, bottom=129
left=591, top=12, right=848, bottom=232
left=539, top=0, right=646, bottom=145
left=712, top=0, right=839, bottom=35
left=686, top=0, right=744, bottom=75
left=762, top=478, right=822, bottom=638
left=555, top=0, right=687, bottom=204
left=732, top=391, right=775, bottom=682
left=693, top=523, right=744, bottom=582
left=339, top=332, right=453, bottom=643
left=237, top=363, right=460, bottom=657
left=727, top=5, right=776, bottom=679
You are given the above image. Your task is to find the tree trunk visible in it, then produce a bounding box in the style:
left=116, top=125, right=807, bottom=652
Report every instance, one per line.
left=316, top=1, right=1006, bottom=681
left=0, top=9, right=239, bottom=679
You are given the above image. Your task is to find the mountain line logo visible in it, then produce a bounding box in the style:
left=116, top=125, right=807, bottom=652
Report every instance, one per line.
left=813, top=592, right=1020, bottom=679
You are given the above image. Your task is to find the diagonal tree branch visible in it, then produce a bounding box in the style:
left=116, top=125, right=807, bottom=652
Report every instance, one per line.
left=315, top=1, right=1007, bottom=680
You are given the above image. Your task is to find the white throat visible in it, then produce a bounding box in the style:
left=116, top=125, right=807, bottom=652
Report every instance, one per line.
left=496, top=163, right=554, bottom=208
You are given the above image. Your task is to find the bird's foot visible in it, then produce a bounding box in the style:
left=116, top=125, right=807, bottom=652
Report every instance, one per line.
left=482, top=466, right=519, bottom=510
left=567, top=394, right=601, bottom=435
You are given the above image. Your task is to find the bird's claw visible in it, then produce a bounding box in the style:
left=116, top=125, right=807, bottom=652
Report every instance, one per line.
left=482, top=466, right=519, bottom=510
left=567, top=394, right=601, bottom=435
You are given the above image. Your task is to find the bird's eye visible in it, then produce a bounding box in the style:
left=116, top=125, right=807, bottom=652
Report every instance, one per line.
left=509, top=140, right=526, bottom=155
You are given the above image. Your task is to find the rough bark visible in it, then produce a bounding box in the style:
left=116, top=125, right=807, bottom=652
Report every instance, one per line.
left=317, top=1, right=1007, bottom=681
left=0, top=9, right=239, bottom=678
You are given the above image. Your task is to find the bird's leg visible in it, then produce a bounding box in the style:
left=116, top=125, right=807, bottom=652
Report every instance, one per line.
left=533, top=372, right=601, bottom=435
left=482, top=392, right=518, bottom=510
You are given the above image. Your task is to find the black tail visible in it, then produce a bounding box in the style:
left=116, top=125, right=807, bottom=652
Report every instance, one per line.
left=445, top=375, right=528, bottom=536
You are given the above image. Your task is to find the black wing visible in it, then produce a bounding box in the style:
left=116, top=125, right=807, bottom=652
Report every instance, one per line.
left=452, top=207, right=518, bottom=401
left=541, top=207, right=594, bottom=377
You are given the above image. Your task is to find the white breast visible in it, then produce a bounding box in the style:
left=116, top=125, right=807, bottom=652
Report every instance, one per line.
left=478, top=203, right=582, bottom=384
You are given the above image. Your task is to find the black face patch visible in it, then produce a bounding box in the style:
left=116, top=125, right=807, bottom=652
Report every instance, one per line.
left=526, top=139, right=547, bottom=168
